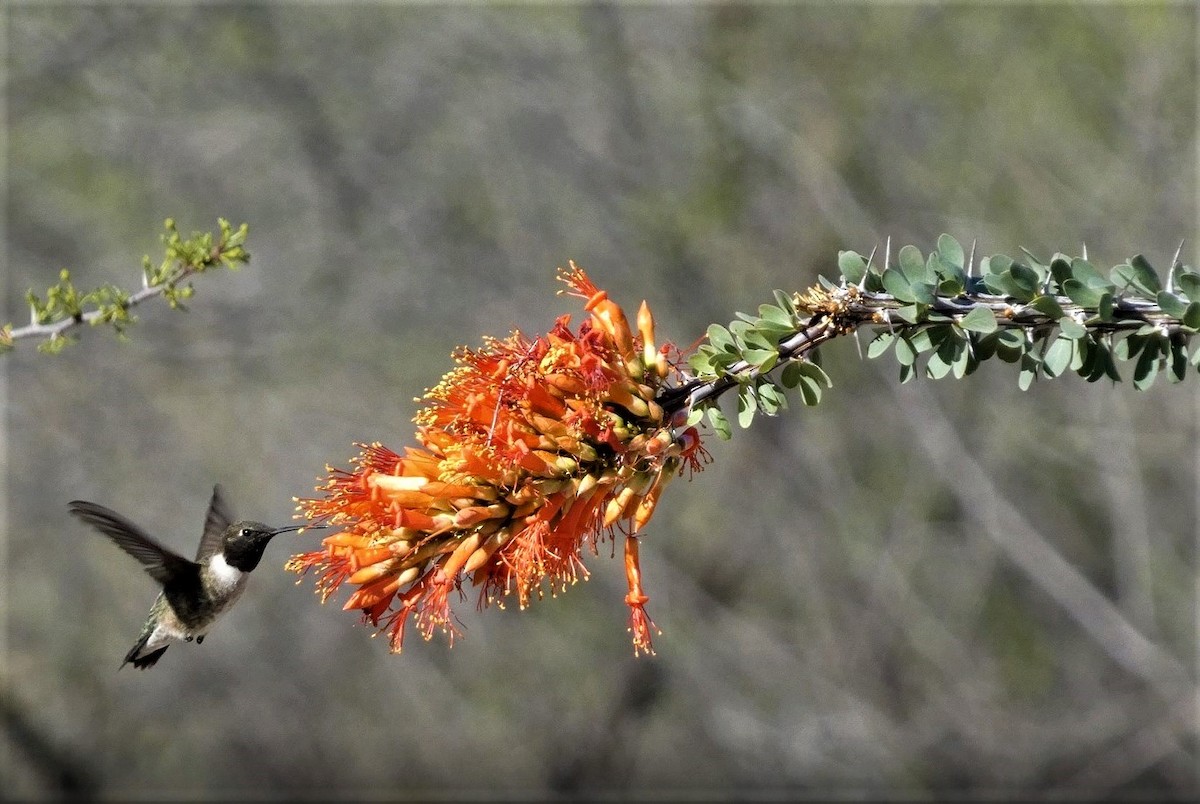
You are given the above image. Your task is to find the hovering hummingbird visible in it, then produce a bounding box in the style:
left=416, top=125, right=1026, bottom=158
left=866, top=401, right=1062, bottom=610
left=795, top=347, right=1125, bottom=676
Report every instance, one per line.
left=68, top=485, right=309, bottom=670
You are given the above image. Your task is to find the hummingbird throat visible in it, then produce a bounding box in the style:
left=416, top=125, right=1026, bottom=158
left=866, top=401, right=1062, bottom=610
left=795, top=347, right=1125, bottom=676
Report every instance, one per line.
left=207, top=553, right=244, bottom=593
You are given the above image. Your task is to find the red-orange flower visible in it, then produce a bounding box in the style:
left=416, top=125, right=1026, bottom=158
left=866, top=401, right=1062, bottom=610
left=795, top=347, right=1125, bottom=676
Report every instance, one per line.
left=287, top=264, right=710, bottom=655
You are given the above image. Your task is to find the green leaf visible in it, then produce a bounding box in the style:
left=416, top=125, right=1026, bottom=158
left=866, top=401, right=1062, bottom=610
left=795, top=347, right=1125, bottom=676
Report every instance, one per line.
left=881, top=268, right=917, bottom=303
left=959, top=306, right=998, bottom=334
left=1049, top=257, right=1073, bottom=286
left=1008, top=263, right=1040, bottom=301
left=931, top=253, right=965, bottom=290
left=1071, top=258, right=1108, bottom=287
left=707, top=406, right=731, bottom=440
left=1018, top=353, right=1039, bottom=390
left=741, top=328, right=777, bottom=351
left=1104, top=347, right=1122, bottom=382
left=795, top=360, right=832, bottom=388
left=937, top=234, right=964, bottom=270
left=1183, top=301, right=1200, bottom=331
left=926, top=349, right=952, bottom=379
left=743, top=348, right=778, bottom=371
left=898, top=245, right=928, bottom=284
left=757, top=303, right=794, bottom=329
left=1042, top=336, right=1072, bottom=378
left=1058, top=316, right=1087, bottom=340
left=756, top=380, right=787, bottom=414
left=796, top=374, right=822, bottom=406
left=983, top=254, right=1014, bottom=276
left=894, top=336, right=917, bottom=366
left=867, top=331, right=896, bottom=359
left=1019, top=247, right=1050, bottom=282
left=983, top=261, right=1038, bottom=302
left=1097, top=293, right=1114, bottom=322
left=1079, top=339, right=1101, bottom=381
left=1115, top=334, right=1145, bottom=362
left=907, top=328, right=936, bottom=354
left=1029, top=295, right=1065, bottom=319
left=937, top=276, right=965, bottom=296
left=1112, top=256, right=1162, bottom=298
left=1178, top=271, right=1200, bottom=302
left=687, top=351, right=714, bottom=376
left=706, top=323, right=735, bottom=353
left=1062, top=279, right=1104, bottom=307
left=952, top=339, right=973, bottom=378
left=928, top=334, right=963, bottom=381
left=1169, top=339, right=1188, bottom=383
left=728, top=319, right=753, bottom=342
left=909, top=282, right=936, bottom=305
left=1131, top=255, right=1162, bottom=292
left=974, top=331, right=998, bottom=362
left=1157, top=291, right=1189, bottom=318
left=838, top=251, right=868, bottom=286
left=736, top=385, right=756, bottom=428
left=981, top=273, right=1009, bottom=296
left=779, top=360, right=802, bottom=388
left=1133, top=339, right=1161, bottom=390
left=994, top=329, right=1026, bottom=363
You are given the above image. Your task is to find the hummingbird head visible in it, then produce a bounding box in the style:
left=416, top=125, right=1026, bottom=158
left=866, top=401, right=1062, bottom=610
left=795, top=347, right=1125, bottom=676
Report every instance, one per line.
left=221, top=521, right=308, bottom=572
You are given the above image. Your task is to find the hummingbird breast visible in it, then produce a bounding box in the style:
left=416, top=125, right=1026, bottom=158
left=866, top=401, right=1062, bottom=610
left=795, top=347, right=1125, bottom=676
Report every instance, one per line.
left=199, top=553, right=249, bottom=613
left=160, top=553, right=248, bottom=633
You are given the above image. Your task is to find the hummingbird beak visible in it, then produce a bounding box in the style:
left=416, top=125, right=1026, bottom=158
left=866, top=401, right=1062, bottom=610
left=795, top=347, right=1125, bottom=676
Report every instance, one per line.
left=271, top=522, right=327, bottom=536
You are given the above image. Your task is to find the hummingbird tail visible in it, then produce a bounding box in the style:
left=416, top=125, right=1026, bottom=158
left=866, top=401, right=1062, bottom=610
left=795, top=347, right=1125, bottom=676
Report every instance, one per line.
left=122, top=641, right=168, bottom=670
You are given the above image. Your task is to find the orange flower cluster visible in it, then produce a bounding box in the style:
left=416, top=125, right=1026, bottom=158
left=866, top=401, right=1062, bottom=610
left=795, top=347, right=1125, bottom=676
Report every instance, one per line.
left=287, top=264, right=709, bottom=655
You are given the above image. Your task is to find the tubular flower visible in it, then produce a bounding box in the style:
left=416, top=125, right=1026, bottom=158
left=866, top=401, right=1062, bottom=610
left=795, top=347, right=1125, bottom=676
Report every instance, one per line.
left=287, top=263, right=710, bottom=655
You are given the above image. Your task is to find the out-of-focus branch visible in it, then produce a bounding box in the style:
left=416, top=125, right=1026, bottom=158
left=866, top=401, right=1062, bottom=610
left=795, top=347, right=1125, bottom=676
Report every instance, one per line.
left=0, top=679, right=97, bottom=798
left=3, top=218, right=249, bottom=354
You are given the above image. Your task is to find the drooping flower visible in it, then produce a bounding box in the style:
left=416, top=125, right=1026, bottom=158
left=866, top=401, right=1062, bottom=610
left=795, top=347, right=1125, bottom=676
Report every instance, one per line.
left=287, top=263, right=709, bottom=655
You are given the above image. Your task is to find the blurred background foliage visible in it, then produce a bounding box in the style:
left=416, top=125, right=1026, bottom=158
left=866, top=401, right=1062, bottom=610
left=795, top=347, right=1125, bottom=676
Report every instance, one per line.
left=3, top=2, right=1197, bottom=799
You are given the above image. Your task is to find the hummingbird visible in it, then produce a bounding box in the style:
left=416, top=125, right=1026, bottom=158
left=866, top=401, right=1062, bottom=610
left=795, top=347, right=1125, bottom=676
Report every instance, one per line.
left=68, top=485, right=309, bottom=670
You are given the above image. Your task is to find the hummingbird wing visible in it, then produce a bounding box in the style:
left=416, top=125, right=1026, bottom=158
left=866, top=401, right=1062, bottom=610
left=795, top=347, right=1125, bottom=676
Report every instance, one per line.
left=68, top=500, right=194, bottom=585
left=195, top=484, right=234, bottom=562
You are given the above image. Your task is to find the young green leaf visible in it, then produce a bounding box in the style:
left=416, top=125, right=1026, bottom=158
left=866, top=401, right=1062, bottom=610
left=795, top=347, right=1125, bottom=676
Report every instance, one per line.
left=898, top=245, right=928, bottom=284
left=707, top=406, right=732, bottom=440
left=882, top=268, right=917, bottom=303
left=958, top=306, right=998, bottom=334
left=838, top=251, right=868, bottom=286
left=1042, top=337, right=1072, bottom=378
left=936, top=234, right=965, bottom=271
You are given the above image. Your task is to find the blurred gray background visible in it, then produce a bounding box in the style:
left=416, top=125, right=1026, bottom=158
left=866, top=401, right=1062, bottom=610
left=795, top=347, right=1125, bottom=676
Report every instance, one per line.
left=3, top=3, right=1198, bottom=799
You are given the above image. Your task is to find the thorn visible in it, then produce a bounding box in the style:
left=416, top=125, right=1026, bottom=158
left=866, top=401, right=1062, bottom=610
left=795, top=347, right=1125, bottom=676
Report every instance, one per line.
left=860, top=245, right=877, bottom=290
left=967, top=238, right=977, bottom=279
left=1168, top=239, right=1185, bottom=291
left=853, top=328, right=863, bottom=360
left=884, top=236, right=892, bottom=273
left=1081, top=243, right=1088, bottom=262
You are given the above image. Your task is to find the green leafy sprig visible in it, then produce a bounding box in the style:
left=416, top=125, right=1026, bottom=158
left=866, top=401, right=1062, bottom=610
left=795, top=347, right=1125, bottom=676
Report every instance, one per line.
left=5, top=218, right=249, bottom=354
left=667, top=235, right=1197, bottom=438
